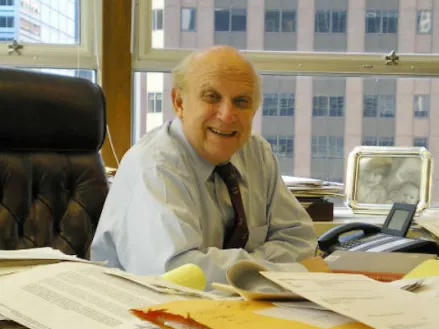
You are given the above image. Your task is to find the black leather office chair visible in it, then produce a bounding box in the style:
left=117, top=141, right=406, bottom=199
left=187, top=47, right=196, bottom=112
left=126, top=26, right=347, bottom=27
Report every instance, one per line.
left=0, top=67, right=109, bottom=258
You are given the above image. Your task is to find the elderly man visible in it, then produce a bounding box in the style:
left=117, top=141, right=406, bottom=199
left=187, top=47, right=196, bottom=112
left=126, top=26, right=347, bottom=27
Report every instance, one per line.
left=91, top=46, right=321, bottom=286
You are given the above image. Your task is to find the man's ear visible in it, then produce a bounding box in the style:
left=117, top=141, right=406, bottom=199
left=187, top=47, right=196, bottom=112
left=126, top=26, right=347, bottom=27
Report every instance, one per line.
left=171, top=88, right=184, bottom=119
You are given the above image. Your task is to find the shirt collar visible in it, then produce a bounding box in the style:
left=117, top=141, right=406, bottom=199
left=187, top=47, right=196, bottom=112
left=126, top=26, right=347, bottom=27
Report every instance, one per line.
left=169, top=118, right=244, bottom=182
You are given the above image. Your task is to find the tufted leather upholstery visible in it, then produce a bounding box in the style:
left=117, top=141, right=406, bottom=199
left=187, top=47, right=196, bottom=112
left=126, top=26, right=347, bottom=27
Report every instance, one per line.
left=0, top=68, right=109, bottom=259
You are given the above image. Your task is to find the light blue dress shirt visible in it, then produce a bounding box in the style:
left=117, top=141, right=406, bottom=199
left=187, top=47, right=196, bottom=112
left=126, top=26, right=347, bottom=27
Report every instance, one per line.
left=91, top=118, right=317, bottom=286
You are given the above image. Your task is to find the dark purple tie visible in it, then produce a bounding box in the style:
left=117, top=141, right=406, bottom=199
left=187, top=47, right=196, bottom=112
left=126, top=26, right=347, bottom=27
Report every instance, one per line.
left=215, top=163, right=249, bottom=249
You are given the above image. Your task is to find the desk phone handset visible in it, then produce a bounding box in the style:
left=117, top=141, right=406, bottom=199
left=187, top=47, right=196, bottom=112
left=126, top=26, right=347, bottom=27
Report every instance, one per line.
left=318, top=203, right=439, bottom=255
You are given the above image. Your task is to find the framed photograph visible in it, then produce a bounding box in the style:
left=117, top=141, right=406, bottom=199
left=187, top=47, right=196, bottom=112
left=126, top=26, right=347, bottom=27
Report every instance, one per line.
left=345, top=146, right=433, bottom=215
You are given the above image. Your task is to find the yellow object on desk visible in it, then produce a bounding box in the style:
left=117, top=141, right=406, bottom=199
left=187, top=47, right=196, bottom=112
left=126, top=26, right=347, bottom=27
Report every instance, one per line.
left=404, top=259, right=439, bottom=279
left=131, top=299, right=371, bottom=329
left=161, top=263, right=206, bottom=291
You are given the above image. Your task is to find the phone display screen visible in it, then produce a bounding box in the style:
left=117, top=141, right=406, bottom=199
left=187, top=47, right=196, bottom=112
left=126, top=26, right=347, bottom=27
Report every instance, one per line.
left=386, top=209, right=409, bottom=231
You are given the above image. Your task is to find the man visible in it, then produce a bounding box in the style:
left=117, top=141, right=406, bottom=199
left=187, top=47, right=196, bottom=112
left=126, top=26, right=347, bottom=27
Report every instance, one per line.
left=91, top=46, right=321, bottom=287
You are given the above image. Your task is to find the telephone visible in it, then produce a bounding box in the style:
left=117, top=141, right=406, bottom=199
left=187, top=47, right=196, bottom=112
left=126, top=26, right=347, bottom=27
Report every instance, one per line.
left=318, top=203, right=439, bottom=256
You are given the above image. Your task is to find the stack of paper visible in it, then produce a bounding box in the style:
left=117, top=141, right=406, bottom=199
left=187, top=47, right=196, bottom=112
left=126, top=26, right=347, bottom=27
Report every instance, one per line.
left=282, top=176, right=345, bottom=210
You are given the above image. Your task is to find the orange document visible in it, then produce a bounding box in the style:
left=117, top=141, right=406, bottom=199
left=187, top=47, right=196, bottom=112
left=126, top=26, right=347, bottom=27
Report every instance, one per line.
left=131, top=299, right=371, bottom=329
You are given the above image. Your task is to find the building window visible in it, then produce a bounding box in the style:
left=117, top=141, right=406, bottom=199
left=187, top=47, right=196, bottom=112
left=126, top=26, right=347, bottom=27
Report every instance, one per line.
left=263, top=93, right=278, bottom=116
left=0, top=16, right=14, bottom=28
left=366, top=10, right=398, bottom=33
left=362, top=136, right=394, bottom=146
left=378, top=137, right=394, bottom=146
left=414, top=137, right=428, bottom=148
left=329, top=96, right=344, bottom=116
left=181, top=8, right=196, bottom=32
left=362, top=136, right=377, bottom=146
left=417, top=10, right=432, bottom=34
left=313, top=96, right=328, bottom=116
left=147, top=92, right=162, bottom=113
left=215, top=9, right=247, bottom=32
left=312, top=136, right=344, bottom=158
left=265, top=135, right=294, bottom=157
left=315, top=10, right=347, bottom=33
left=0, top=0, right=14, bottom=5
left=312, top=136, right=327, bottom=158
left=152, top=9, right=163, bottom=31
left=265, top=10, right=296, bottom=32
left=328, top=136, right=344, bottom=158
left=263, top=93, right=295, bottom=116
left=363, top=95, right=395, bottom=117
left=313, top=96, right=344, bottom=116
left=414, top=95, right=429, bottom=118
left=279, top=93, right=295, bottom=116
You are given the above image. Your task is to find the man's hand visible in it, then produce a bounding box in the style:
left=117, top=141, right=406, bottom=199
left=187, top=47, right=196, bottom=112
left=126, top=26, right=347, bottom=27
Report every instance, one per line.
left=300, top=256, right=332, bottom=273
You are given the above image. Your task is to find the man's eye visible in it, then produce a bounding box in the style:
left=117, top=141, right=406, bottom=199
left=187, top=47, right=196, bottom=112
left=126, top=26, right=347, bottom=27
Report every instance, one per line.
left=235, top=99, right=250, bottom=107
left=204, top=93, right=219, bottom=102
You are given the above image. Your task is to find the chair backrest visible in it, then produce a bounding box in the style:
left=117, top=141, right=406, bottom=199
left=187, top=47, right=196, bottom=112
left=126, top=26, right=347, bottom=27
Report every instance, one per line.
left=0, top=67, right=109, bottom=258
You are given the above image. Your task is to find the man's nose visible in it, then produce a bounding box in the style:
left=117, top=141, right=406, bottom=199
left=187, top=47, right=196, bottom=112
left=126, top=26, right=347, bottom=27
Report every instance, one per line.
left=217, top=101, right=237, bottom=123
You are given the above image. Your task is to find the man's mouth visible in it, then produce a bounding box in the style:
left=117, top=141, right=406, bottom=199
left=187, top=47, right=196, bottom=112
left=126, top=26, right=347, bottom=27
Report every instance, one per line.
left=208, top=127, right=237, bottom=137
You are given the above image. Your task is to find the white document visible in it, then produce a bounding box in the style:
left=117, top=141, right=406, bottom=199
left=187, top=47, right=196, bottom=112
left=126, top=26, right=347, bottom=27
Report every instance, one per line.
left=262, top=272, right=439, bottom=329
left=256, top=306, right=354, bottom=329
left=0, top=262, right=180, bottom=329
left=104, top=268, right=221, bottom=300
left=0, top=247, right=102, bottom=264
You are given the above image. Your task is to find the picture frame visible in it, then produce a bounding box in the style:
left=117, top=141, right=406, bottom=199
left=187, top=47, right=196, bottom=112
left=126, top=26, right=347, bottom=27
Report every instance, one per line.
left=345, top=146, right=433, bottom=215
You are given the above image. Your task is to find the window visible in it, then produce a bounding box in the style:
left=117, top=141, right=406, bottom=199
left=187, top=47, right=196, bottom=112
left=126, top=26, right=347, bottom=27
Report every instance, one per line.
left=313, top=96, right=328, bottom=116
left=329, top=96, right=344, bottom=116
left=378, top=137, right=394, bottom=146
left=265, top=135, right=294, bottom=157
left=363, top=95, right=395, bottom=117
left=152, top=9, right=163, bottom=31
left=279, top=93, right=294, bottom=116
left=312, top=136, right=327, bottom=158
left=414, top=95, right=429, bottom=118
left=313, top=96, right=344, bottom=116
left=147, top=92, right=163, bottom=113
left=414, top=137, right=428, bottom=148
left=366, top=10, right=398, bottom=33
left=0, top=0, right=14, bottom=5
left=328, top=136, right=344, bottom=158
left=265, top=10, right=296, bottom=32
left=362, top=136, right=394, bottom=146
left=417, top=10, right=432, bottom=34
left=263, top=93, right=295, bottom=116
left=315, top=10, right=347, bottom=33
left=215, top=8, right=247, bottom=32
left=0, top=16, right=14, bottom=28
left=181, top=8, right=196, bottom=32
left=263, top=93, right=278, bottom=116
left=312, top=136, right=344, bottom=158
left=362, top=136, right=377, bottom=146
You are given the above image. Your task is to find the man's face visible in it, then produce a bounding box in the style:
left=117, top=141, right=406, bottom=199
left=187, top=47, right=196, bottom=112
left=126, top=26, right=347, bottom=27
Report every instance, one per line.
left=173, top=52, right=258, bottom=165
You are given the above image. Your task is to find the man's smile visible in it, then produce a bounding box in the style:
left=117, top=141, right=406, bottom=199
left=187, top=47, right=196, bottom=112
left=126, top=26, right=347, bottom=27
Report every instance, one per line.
left=208, top=127, right=237, bottom=137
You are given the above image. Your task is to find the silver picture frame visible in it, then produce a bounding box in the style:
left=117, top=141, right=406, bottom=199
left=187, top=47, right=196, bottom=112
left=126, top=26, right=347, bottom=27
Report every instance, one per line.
left=345, top=146, right=433, bottom=215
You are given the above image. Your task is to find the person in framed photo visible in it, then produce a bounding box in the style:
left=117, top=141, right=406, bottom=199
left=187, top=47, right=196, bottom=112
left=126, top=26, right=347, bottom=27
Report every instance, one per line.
left=356, top=157, right=392, bottom=204
left=387, top=182, right=419, bottom=205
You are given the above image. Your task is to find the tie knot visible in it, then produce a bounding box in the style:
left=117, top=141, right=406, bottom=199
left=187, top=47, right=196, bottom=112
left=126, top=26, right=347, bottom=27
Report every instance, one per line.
left=214, top=162, right=236, bottom=181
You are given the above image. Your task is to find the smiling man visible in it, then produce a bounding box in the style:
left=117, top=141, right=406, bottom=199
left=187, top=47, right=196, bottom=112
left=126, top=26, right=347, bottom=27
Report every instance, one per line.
left=91, top=46, right=319, bottom=287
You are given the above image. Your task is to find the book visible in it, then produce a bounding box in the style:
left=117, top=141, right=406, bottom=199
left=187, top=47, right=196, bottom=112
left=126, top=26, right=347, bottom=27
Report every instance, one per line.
left=324, top=250, right=436, bottom=282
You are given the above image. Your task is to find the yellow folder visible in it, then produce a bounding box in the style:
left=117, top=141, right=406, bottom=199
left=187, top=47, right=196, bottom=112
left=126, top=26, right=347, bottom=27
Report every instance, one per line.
left=132, top=299, right=371, bottom=329
left=404, top=259, right=439, bottom=279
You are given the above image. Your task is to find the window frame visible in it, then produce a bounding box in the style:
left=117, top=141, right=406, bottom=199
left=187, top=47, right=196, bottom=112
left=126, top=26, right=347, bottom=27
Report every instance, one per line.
left=133, top=1, right=439, bottom=76
left=0, top=0, right=100, bottom=70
